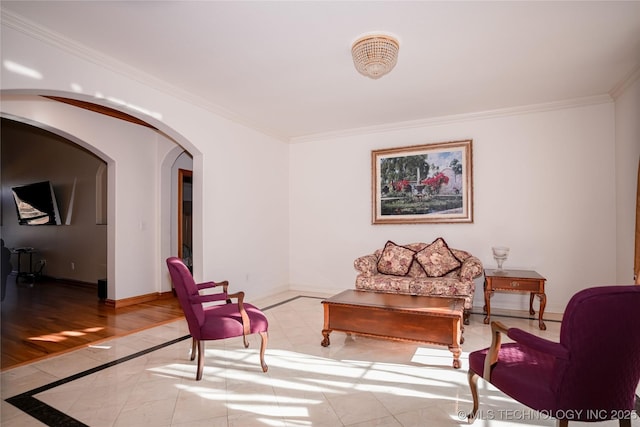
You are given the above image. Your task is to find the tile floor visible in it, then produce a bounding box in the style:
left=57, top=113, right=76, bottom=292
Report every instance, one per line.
left=2, top=291, right=639, bottom=426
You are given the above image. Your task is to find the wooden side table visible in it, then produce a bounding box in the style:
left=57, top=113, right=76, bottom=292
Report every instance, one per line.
left=483, top=269, right=547, bottom=330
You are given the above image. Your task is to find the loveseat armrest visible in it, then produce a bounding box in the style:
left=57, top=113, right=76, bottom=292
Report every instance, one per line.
left=460, top=256, right=483, bottom=281
left=354, top=254, right=378, bottom=277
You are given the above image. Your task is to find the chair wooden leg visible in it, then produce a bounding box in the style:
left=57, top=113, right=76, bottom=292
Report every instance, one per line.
left=259, top=331, right=268, bottom=373
left=196, top=340, right=205, bottom=381
left=190, top=338, right=197, bottom=361
left=467, top=370, right=479, bottom=423
left=619, top=418, right=631, bottom=427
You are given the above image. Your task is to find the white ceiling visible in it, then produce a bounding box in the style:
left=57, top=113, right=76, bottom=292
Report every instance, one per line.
left=2, top=1, right=640, bottom=141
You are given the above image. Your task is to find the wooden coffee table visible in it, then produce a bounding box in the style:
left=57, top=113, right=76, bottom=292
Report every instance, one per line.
left=321, top=290, right=464, bottom=368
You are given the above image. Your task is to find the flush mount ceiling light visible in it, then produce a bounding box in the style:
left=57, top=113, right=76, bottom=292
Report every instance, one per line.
left=351, top=32, right=400, bottom=79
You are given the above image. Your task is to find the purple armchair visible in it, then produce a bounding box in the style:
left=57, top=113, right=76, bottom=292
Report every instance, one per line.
left=166, top=257, right=268, bottom=380
left=468, top=285, right=640, bottom=426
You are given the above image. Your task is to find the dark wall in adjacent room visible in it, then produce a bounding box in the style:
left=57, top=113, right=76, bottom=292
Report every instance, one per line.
left=1, top=118, right=107, bottom=283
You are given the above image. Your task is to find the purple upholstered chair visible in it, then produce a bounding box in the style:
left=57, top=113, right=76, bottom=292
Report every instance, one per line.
left=468, top=285, right=640, bottom=427
left=166, top=257, right=268, bottom=380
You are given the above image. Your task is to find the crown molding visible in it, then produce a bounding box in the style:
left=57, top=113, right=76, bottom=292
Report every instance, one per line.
left=290, top=95, right=613, bottom=144
left=1, top=10, right=289, bottom=142
left=610, top=63, right=640, bottom=100
left=2, top=10, right=622, bottom=145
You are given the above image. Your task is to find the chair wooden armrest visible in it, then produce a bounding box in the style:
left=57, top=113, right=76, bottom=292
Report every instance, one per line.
left=197, top=280, right=229, bottom=293
left=189, top=292, right=228, bottom=304
left=483, top=321, right=508, bottom=379
left=190, top=280, right=230, bottom=304
left=483, top=321, right=569, bottom=380
left=227, top=291, right=251, bottom=341
left=469, top=321, right=508, bottom=423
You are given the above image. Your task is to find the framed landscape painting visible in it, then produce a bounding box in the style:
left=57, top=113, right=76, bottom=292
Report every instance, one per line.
left=372, top=140, right=473, bottom=224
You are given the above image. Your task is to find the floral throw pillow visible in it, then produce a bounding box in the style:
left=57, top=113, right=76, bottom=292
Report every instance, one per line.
left=414, top=237, right=462, bottom=277
left=377, top=241, right=415, bottom=276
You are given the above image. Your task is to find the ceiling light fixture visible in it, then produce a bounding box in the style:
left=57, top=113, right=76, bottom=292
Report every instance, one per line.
left=351, top=32, right=400, bottom=80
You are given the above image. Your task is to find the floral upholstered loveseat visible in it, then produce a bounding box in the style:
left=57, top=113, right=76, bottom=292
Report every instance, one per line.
left=354, top=238, right=483, bottom=325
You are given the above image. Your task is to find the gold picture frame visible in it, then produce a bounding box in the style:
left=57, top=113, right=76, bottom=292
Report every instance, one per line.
left=372, top=140, right=473, bottom=224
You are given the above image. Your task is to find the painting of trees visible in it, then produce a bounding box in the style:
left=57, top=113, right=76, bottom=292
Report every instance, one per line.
left=372, top=140, right=473, bottom=224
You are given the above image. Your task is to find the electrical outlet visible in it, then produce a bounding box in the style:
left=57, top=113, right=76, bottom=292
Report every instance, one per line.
left=71, top=262, right=75, bottom=270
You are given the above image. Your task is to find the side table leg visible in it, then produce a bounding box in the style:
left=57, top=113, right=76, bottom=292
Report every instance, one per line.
left=529, top=293, right=536, bottom=315
left=483, top=286, right=491, bottom=324
left=321, top=330, right=331, bottom=347
left=538, top=294, right=547, bottom=330
left=482, top=277, right=491, bottom=325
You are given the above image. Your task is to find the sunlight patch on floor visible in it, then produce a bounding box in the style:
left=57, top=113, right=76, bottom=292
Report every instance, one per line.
left=88, top=344, right=112, bottom=349
left=28, top=326, right=106, bottom=343
left=60, top=330, right=85, bottom=337
left=29, top=334, right=68, bottom=342
left=151, top=347, right=479, bottom=421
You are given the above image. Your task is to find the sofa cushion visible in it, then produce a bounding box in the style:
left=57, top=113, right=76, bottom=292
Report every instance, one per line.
left=377, top=241, right=416, bottom=276
left=414, top=237, right=462, bottom=277
left=355, top=275, right=412, bottom=294
left=410, top=276, right=473, bottom=297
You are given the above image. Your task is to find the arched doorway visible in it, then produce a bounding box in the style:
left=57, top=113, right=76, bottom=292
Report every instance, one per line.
left=1, top=92, right=202, bottom=301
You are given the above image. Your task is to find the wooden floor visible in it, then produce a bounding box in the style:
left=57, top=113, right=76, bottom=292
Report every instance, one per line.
left=1, top=274, right=185, bottom=370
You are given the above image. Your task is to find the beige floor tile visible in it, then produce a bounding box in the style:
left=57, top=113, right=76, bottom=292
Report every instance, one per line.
left=2, top=294, right=638, bottom=427
left=327, top=391, right=393, bottom=425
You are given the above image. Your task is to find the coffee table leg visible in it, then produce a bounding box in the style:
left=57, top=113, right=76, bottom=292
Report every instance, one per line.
left=321, top=330, right=331, bottom=347
left=449, top=345, right=461, bottom=369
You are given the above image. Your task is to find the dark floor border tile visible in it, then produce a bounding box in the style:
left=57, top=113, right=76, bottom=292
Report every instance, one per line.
left=6, top=335, right=191, bottom=426
left=4, top=296, right=310, bottom=426
left=469, top=310, right=562, bottom=323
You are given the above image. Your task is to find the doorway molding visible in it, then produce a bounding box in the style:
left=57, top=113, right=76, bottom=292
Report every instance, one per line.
left=178, top=168, right=193, bottom=271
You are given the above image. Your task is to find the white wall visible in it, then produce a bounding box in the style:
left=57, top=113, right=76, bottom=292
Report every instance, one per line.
left=289, top=102, right=617, bottom=314
left=1, top=24, right=290, bottom=302
left=614, top=77, right=640, bottom=282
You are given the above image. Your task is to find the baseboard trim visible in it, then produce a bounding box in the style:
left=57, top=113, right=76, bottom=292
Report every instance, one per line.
left=38, top=276, right=96, bottom=288
left=104, top=290, right=176, bottom=309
